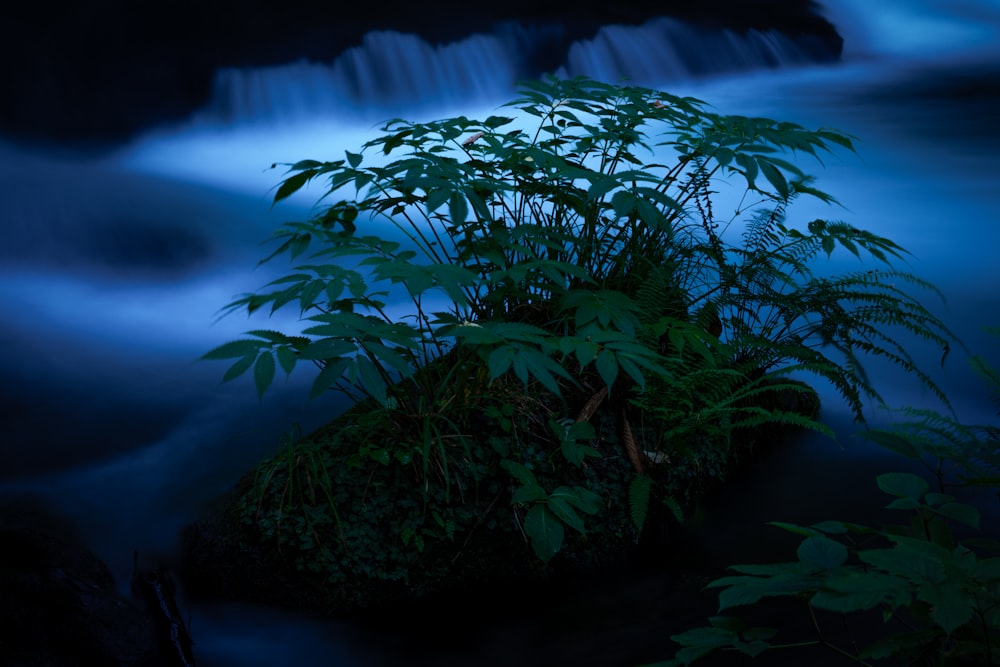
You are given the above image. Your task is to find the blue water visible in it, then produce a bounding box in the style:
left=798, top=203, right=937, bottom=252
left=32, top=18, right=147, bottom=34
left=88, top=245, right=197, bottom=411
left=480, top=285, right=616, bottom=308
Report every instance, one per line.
left=1, top=4, right=998, bottom=665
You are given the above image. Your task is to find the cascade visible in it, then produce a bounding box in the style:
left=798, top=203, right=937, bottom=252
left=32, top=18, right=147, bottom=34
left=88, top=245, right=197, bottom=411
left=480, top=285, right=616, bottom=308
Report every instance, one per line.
left=197, top=15, right=838, bottom=126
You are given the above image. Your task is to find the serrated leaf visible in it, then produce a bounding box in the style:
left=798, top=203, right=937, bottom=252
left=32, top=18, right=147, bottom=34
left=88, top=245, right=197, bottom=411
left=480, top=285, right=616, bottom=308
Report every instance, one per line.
left=629, top=474, right=652, bottom=532
left=254, top=352, right=275, bottom=398
left=932, top=502, right=980, bottom=529
left=345, top=150, right=363, bottom=168
left=860, top=546, right=946, bottom=583
left=739, top=640, right=771, bottom=658
left=525, top=504, right=564, bottom=563
left=275, top=346, right=297, bottom=375
left=310, top=357, right=351, bottom=398
left=919, top=582, right=974, bottom=634
left=547, top=496, right=586, bottom=534
left=611, top=190, right=636, bottom=217
left=878, top=472, right=929, bottom=499
left=596, top=349, right=619, bottom=389
left=298, top=338, right=357, bottom=361
left=487, top=345, right=515, bottom=380
left=923, top=493, right=955, bottom=507
left=768, top=521, right=819, bottom=537
left=449, top=191, right=468, bottom=223
left=670, top=626, right=734, bottom=648
left=759, top=160, right=789, bottom=198
left=797, top=536, right=848, bottom=570
left=886, top=497, right=921, bottom=511
left=356, top=355, right=387, bottom=404
left=484, top=115, right=514, bottom=129
left=202, top=339, right=264, bottom=360
left=821, top=235, right=836, bottom=257
left=513, top=485, right=546, bottom=504
left=501, top=459, right=540, bottom=489
left=811, top=521, right=848, bottom=534
left=273, top=169, right=314, bottom=204
left=707, top=616, right=746, bottom=632
left=222, top=354, right=256, bottom=382
left=246, top=329, right=293, bottom=344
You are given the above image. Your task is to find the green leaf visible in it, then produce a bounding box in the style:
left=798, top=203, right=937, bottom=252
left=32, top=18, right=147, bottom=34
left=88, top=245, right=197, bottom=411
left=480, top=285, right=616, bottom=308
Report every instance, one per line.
left=547, top=495, right=586, bottom=534
left=298, top=338, right=357, bottom=361
left=932, top=502, right=981, bottom=529
left=611, top=190, right=636, bottom=217
left=524, top=504, right=564, bottom=562
left=254, top=352, right=275, bottom=398
left=595, top=349, right=619, bottom=389
left=426, top=187, right=452, bottom=214
left=310, top=357, right=351, bottom=398
left=715, top=573, right=818, bottom=611
left=512, top=485, right=546, bottom=504
left=768, top=521, right=819, bottom=537
left=739, top=640, right=771, bottom=658
left=797, top=536, right=848, bottom=571
left=487, top=346, right=515, bottom=381
left=565, top=486, right=602, bottom=515
left=449, top=191, right=468, bottom=223
left=587, top=175, right=619, bottom=201
left=860, top=545, right=946, bottom=583
left=810, top=521, right=849, bottom=535
left=275, top=346, right=298, bottom=375
left=484, top=115, right=514, bottom=128
left=222, top=354, right=256, bottom=383
left=877, top=472, right=929, bottom=499
left=919, top=582, right=974, bottom=634
left=670, top=626, right=735, bottom=648
left=629, top=474, right=652, bottom=532
left=246, top=329, right=293, bottom=344
left=356, top=355, right=387, bottom=404
left=811, top=570, right=908, bottom=612
left=202, top=339, right=264, bottom=360
left=501, top=459, right=540, bottom=489
left=272, top=169, right=315, bottom=204
left=821, top=235, right=836, bottom=257
left=758, top=159, right=789, bottom=198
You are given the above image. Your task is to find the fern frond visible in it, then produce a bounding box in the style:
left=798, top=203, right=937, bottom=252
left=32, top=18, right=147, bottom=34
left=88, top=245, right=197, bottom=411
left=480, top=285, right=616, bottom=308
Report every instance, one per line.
left=629, top=474, right=653, bottom=533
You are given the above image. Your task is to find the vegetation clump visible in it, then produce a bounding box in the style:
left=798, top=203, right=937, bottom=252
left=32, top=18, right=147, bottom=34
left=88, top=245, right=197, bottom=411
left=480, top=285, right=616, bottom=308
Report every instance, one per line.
left=200, top=76, right=955, bottom=609
left=658, top=334, right=1000, bottom=666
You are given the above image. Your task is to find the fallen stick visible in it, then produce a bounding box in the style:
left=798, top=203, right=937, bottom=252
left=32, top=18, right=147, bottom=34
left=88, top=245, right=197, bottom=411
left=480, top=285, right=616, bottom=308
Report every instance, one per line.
left=132, top=551, right=197, bottom=667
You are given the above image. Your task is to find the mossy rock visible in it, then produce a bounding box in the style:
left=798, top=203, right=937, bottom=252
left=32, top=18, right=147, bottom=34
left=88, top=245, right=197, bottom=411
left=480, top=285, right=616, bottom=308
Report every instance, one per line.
left=180, top=378, right=820, bottom=615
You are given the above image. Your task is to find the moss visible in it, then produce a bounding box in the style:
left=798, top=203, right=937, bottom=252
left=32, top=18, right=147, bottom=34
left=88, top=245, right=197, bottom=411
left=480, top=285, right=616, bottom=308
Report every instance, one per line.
left=180, top=378, right=820, bottom=615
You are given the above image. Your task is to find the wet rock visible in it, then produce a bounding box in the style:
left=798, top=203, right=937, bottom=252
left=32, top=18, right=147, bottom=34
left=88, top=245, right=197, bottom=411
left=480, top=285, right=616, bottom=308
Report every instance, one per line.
left=0, top=504, right=167, bottom=667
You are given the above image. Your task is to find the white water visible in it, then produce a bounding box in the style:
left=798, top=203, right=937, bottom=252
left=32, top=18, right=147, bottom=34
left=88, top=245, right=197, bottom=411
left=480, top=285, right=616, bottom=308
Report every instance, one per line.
left=1, top=5, right=999, bottom=665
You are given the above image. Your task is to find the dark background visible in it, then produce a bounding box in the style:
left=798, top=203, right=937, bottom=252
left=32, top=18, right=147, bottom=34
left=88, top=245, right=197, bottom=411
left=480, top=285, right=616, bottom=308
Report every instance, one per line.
left=2, top=0, right=840, bottom=146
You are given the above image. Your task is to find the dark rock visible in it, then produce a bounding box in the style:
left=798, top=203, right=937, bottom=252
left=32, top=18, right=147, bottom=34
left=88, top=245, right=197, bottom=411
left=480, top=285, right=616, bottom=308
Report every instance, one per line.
left=0, top=500, right=168, bottom=667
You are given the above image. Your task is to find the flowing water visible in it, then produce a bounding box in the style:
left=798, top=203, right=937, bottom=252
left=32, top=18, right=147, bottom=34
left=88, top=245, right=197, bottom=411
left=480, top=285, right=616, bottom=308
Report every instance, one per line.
left=2, top=3, right=999, bottom=665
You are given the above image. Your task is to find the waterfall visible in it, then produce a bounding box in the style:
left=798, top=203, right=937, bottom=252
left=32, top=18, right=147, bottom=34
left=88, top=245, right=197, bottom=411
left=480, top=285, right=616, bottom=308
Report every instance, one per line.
left=197, top=15, right=839, bottom=127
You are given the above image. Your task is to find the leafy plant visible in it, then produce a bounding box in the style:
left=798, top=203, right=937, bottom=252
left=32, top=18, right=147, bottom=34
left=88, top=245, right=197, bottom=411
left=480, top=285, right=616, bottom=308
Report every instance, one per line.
left=653, top=472, right=1000, bottom=666
left=652, top=334, right=1000, bottom=666
left=204, top=76, right=955, bottom=576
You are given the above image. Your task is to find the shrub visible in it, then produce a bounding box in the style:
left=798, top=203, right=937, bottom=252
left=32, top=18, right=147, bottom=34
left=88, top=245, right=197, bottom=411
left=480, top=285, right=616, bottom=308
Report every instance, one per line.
left=654, top=334, right=1000, bottom=666
left=203, top=76, right=955, bottom=584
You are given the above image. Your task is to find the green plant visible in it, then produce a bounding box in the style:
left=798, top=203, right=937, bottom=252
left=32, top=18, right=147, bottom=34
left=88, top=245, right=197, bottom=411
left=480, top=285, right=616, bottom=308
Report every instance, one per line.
left=204, top=76, right=955, bottom=573
left=654, top=472, right=1000, bottom=666
left=652, top=334, right=1000, bottom=666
